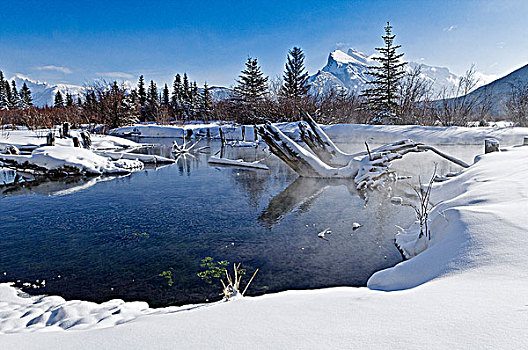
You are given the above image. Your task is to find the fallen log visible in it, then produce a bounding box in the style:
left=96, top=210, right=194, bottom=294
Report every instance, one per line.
left=298, top=110, right=470, bottom=169
left=258, top=122, right=426, bottom=189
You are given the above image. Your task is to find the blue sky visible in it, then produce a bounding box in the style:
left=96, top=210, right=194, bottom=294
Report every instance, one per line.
left=1, top=0, right=527, bottom=87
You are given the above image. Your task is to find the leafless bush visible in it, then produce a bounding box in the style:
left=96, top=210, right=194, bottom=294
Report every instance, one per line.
left=504, top=81, right=528, bottom=127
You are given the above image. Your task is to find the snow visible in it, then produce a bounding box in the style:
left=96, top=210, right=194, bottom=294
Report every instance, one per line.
left=0, top=129, right=139, bottom=152
left=208, top=156, right=269, bottom=170
left=279, top=122, right=528, bottom=146
left=111, top=123, right=258, bottom=141
left=0, top=146, right=143, bottom=175
left=111, top=122, right=528, bottom=147
left=1, top=126, right=528, bottom=348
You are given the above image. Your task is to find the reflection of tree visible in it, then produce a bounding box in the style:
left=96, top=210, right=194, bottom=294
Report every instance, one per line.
left=228, top=168, right=270, bottom=209
left=259, top=177, right=360, bottom=228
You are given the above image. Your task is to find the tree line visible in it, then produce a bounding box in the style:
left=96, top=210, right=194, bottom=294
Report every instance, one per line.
left=2, top=22, right=528, bottom=129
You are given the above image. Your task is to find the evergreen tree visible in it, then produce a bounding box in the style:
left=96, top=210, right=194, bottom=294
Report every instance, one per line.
left=201, top=82, right=213, bottom=119
left=0, top=71, right=6, bottom=110
left=281, top=46, right=309, bottom=100
left=171, top=74, right=183, bottom=106
left=234, top=57, right=269, bottom=104
left=66, top=93, right=74, bottom=107
left=54, top=90, right=65, bottom=108
left=9, top=81, right=19, bottom=109
left=162, top=84, right=170, bottom=106
left=137, top=75, right=147, bottom=106
left=182, top=73, right=190, bottom=103
left=3, top=82, right=13, bottom=110
left=20, top=82, right=33, bottom=109
left=361, top=21, right=407, bottom=124
left=147, top=80, right=158, bottom=107
left=145, top=80, right=159, bottom=120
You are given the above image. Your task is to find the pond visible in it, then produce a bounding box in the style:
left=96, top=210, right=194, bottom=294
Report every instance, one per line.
left=0, top=138, right=480, bottom=307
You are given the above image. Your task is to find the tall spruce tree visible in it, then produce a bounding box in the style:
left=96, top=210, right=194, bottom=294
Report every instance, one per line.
left=66, top=93, right=74, bottom=107
left=0, top=71, right=6, bottom=110
left=54, top=90, right=65, bottom=108
left=162, top=84, right=170, bottom=106
left=281, top=47, right=309, bottom=100
left=9, top=81, right=19, bottom=109
left=20, top=82, right=33, bottom=109
left=201, top=82, right=212, bottom=119
left=171, top=74, right=183, bottom=106
left=182, top=73, right=190, bottom=103
left=147, top=80, right=158, bottom=107
left=361, top=21, right=407, bottom=124
left=234, top=57, right=269, bottom=104
left=137, top=75, right=147, bottom=106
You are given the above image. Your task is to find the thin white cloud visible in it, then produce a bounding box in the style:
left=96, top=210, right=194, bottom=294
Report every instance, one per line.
left=37, top=65, right=72, bottom=74
left=474, top=71, right=500, bottom=86
left=96, top=72, right=135, bottom=79
left=443, top=25, right=457, bottom=32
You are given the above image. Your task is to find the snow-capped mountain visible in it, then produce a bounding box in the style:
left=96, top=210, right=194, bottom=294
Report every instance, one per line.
left=308, top=48, right=460, bottom=98
left=11, top=74, right=84, bottom=107
left=206, top=86, right=234, bottom=101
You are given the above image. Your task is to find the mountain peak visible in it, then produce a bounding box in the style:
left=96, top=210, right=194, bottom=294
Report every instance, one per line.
left=328, top=48, right=371, bottom=66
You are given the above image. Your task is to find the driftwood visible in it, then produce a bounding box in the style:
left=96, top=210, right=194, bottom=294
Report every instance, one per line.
left=298, top=110, right=469, bottom=169
left=257, top=113, right=470, bottom=190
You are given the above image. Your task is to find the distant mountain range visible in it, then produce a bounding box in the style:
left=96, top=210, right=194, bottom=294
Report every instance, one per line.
left=11, top=75, right=85, bottom=107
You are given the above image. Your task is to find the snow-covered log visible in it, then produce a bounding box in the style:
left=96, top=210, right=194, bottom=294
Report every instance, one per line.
left=208, top=156, right=269, bottom=170
left=298, top=110, right=355, bottom=167
left=257, top=122, right=428, bottom=189
left=298, top=110, right=470, bottom=169
left=95, top=151, right=175, bottom=164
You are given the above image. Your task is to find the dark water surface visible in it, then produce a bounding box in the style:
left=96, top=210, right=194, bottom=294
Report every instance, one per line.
left=0, top=139, right=478, bottom=306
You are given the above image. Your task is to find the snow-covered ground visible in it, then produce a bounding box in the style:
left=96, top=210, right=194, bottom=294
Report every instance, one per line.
left=1, top=133, right=527, bottom=348
left=0, top=129, right=138, bottom=152
left=110, top=122, right=528, bottom=147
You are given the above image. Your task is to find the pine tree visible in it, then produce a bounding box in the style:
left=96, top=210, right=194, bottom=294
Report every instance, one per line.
left=20, top=82, right=33, bottom=109
left=182, top=73, right=190, bottom=103
left=137, top=75, right=147, bottom=106
left=361, top=21, right=407, bottom=124
left=171, top=74, right=183, bottom=106
left=147, top=80, right=158, bottom=107
left=54, top=90, right=65, bottom=108
left=0, top=71, right=6, bottom=110
left=66, top=93, right=74, bottom=107
left=9, top=81, right=19, bottom=109
left=281, top=46, right=309, bottom=100
left=234, top=57, right=269, bottom=104
left=162, top=84, right=170, bottom=106
left=201, top=82, right=213, bottom=119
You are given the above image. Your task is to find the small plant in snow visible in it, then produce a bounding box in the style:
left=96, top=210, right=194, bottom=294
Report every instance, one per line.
left=408, top=165, right=439, bottom=240
left=197, top=257, right=259, bottom=301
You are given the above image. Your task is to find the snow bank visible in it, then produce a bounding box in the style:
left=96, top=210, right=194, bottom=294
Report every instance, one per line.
left=110, top=123, right=258, bottom=141
left=319, top=123, right=528, bottom=146
left=0, top=129, right=139, bottom=151
left=1, top=146, right=528, bottom=348
left=0, top=146, right=143, bottom=175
